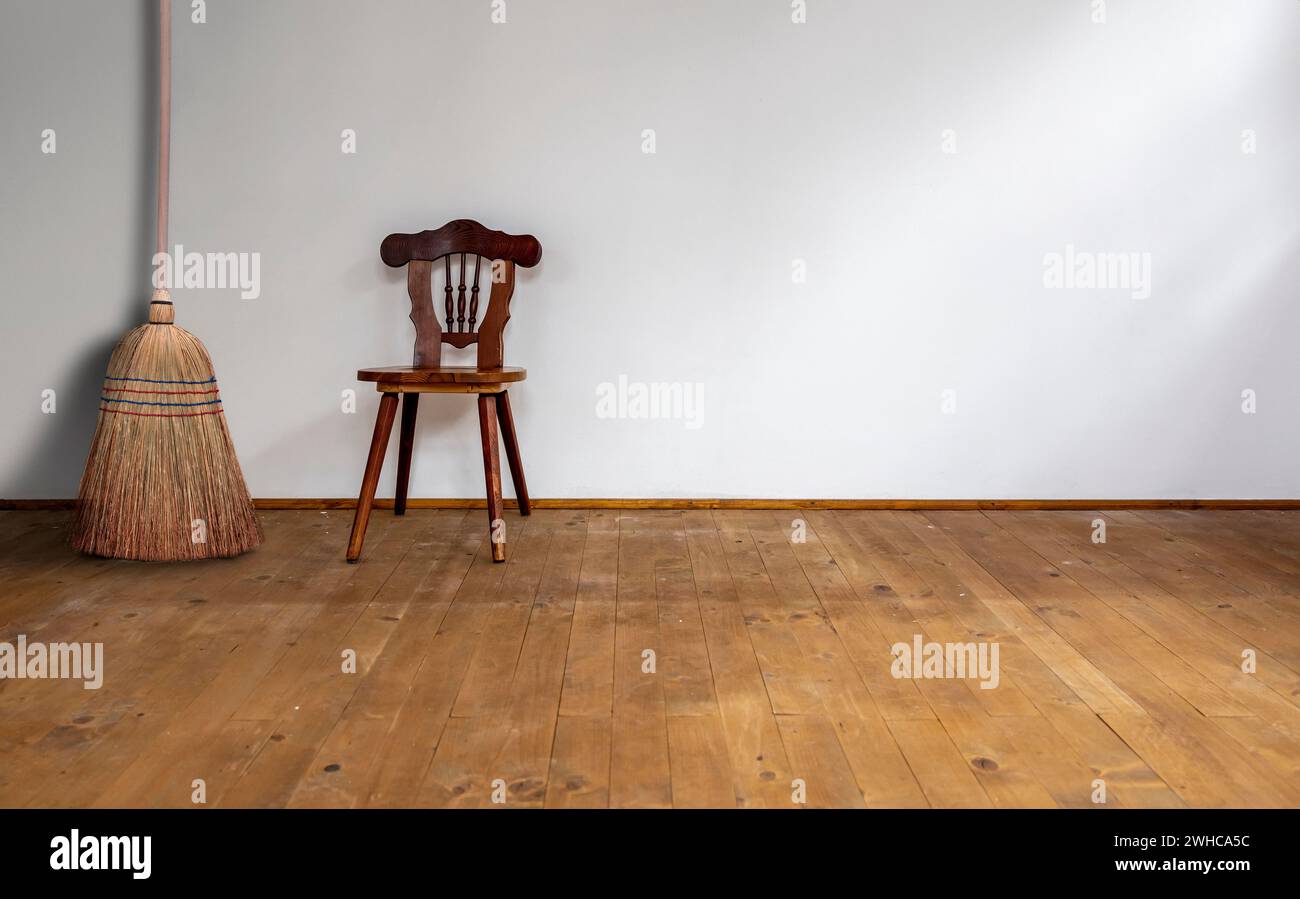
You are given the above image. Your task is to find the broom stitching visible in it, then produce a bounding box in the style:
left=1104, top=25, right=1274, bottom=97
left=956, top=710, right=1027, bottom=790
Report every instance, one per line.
left=104, top=375, right=217, bottom=384
left=100, top=397, right=223, bottom=407
left=97, top=407, right=226, bottom=418
left=103, top=387, right=221, bottom=396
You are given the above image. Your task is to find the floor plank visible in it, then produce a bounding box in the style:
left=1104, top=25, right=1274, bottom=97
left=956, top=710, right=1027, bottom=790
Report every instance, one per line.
left=545, top=715, right=611, bottom=808
left=608, top=512, right=673, bottom=809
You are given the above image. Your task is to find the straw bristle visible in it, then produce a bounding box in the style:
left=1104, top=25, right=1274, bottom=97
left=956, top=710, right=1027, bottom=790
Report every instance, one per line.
left=70, top=319, right=263, bottom=561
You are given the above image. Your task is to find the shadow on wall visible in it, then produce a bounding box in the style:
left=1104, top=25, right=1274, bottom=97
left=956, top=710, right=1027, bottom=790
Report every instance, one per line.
left=15, top=0, right=159, bottom=498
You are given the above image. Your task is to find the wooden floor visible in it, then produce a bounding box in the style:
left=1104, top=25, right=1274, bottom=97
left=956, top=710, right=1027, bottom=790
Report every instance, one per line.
left=1, top=508, right=1298, bottom=809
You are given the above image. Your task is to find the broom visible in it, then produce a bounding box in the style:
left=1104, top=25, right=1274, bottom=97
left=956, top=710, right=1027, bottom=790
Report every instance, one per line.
left=70, top=0, right=261, bottom=561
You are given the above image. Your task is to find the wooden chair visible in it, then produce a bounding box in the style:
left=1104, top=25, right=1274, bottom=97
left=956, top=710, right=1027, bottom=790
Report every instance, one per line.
left=347, top=219, right=542, bottom=563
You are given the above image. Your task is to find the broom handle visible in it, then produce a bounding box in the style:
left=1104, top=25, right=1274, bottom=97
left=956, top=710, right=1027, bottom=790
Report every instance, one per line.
left=150, top=0, right=174, bottom=321
left=156, top=0, right=171, bottom=262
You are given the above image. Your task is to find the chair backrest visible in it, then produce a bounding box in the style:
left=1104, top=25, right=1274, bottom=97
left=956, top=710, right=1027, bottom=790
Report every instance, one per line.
left=381, top=219, right=542, bottom=369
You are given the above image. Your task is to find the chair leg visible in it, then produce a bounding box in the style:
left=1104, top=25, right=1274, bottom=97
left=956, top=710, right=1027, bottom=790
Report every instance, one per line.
left=347, top=391, right=399, bottom=563
left=394, top=393, right=419, bottom=516
left=495, top=389, right=531, bottom=516
left=477, top=393, right=506, bottom=563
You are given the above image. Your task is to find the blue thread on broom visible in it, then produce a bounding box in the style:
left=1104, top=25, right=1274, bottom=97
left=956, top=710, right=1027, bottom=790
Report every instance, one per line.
left=100, top=396, right=223, bottom=407
left=104, top=375, right=217, bottom=385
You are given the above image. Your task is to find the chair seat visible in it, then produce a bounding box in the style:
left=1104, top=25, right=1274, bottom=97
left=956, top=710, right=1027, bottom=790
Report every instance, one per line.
left=358, top=365, right=526, bottom=392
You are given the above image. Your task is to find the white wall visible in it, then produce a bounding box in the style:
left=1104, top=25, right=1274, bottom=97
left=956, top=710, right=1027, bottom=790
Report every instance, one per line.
left=3, top=0, right=1298, bottom=500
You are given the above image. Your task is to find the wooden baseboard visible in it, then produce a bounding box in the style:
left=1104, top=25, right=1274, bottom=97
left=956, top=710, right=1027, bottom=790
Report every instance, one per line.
left=256, top=498, right=1300, bottom=510
left=5, top=498, right=1300, bottom=511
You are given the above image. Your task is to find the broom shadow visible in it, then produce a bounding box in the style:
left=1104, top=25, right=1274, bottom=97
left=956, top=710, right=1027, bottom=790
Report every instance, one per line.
left=18, top=0, right=158, bottom=500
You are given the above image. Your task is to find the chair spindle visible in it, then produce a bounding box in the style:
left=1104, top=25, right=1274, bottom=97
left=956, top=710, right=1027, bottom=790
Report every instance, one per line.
left=443, top=256, right=454, bottom=331
left=456, top=253, right=467, bottom=332
left=469, top=255, right=482, bottom=332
